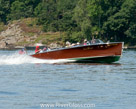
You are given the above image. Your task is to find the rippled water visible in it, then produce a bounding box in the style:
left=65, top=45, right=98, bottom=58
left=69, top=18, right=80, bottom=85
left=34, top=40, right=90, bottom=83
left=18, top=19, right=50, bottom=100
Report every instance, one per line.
left=0, top=49, right=135, bottom=109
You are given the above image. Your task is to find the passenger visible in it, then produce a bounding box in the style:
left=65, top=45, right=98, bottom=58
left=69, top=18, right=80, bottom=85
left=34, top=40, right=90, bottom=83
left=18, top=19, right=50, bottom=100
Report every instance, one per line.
left=84, top=39, right=87, bottom=45
left=19, top=48, right=26, bottom=54
left=76, top=42, right=80, bottom=46
left=35, top=46, right=41, bottom=54
left=65, top=41, right=71, bottom=47
left=91, top=39, right=96, bottom=44
left=43, top=47, right=47, bottom=52
left=47, top=47, right=51, bottom=51
left=72, top=43, right=76, bottom=46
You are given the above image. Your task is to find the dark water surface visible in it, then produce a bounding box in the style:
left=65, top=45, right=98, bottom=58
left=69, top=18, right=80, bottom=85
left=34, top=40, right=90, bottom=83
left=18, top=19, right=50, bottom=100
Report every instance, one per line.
left=0, top=49, right=135, bottom=109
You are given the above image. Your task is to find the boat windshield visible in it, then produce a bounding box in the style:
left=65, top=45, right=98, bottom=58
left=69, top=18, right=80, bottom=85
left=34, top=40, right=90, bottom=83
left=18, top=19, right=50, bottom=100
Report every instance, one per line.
left=89, top=39, right=104, bottom=44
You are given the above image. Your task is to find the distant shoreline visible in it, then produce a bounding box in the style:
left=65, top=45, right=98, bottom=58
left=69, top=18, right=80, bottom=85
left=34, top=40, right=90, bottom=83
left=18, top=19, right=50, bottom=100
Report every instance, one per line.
left=123, top=46, right=136, bottom=49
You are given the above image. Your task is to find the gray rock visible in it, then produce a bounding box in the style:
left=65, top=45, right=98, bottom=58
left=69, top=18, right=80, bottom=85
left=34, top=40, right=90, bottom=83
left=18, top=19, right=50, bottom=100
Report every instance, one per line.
left=0, top=41, right=7, bottom=48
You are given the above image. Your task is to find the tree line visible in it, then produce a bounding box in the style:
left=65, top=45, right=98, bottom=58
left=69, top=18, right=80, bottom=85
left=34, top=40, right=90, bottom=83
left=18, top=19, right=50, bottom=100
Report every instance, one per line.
left=0, top=0, right=136, bottom=45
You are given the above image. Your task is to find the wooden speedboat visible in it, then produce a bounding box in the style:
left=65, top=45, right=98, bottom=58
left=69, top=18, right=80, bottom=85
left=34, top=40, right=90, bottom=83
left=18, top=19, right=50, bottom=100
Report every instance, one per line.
left=31, top=40, right=123, bottom=63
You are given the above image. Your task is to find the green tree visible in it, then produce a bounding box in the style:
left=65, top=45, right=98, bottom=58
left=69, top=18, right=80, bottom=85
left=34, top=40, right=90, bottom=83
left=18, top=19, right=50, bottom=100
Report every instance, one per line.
left=8, top=1, right=27, bottom=20
left=72, top=0, right=91, bottom=41
left=57, top=0, right=78, bottom=31
left=87, top=0, right=104, bottom=39
left=8, top=0, right=41, bottom=20
left=0, top=0, right=10, bottom=23
left=123, top=0, right=136, bottom=38
left=102, top=0, right=136, bottom=44
left=20, top=0, right=42, bottom=17
left=35, top=0, right=78, bottom=32
left=34, top=0, right=58, bottom=31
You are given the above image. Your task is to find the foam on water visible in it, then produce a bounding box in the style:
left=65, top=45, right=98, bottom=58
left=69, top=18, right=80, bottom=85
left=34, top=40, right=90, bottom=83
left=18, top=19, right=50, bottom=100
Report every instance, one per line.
left=0, top=53, right=75, bottom=65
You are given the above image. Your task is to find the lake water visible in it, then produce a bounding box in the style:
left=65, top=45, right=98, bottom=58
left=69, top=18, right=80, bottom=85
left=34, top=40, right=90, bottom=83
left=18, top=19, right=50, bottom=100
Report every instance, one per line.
left=0, top=49, right=135, bottom=109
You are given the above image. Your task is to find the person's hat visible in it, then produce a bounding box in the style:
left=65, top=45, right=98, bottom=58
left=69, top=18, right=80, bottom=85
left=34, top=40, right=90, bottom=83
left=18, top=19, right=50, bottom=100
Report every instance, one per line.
left=36, top=46, right=39, bottom=49
left=84, top=39, right=87, bottom=42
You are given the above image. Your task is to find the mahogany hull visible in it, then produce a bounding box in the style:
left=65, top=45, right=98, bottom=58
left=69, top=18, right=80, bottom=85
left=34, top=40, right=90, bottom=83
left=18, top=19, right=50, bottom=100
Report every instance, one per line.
left=31, top=42, right=123, bottom=63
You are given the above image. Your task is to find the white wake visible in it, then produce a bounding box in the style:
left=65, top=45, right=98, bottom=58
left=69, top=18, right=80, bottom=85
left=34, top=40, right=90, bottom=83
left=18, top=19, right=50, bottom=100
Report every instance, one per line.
left=0, top=53, right=75, bottom=65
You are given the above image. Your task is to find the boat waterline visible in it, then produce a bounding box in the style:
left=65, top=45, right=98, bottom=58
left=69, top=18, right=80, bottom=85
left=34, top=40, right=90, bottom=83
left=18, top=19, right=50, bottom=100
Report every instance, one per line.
left=69, top=55, right=121, bottom=63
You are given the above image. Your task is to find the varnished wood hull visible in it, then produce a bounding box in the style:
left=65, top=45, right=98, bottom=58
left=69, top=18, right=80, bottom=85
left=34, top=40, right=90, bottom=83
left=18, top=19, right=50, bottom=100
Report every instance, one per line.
left=31, top=42, right=123, bottom=63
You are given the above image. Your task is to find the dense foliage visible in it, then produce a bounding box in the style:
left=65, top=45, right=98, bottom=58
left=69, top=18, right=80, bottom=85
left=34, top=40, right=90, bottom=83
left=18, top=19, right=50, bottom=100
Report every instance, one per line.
left=0, top=0, right=136, bottom=45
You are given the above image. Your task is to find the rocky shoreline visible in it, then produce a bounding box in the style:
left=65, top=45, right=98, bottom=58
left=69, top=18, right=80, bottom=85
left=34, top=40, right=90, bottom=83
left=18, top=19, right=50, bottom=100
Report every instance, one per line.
left=0, top=21, right=35, bottom=49
left=0, top=20, right=62, bottom=50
